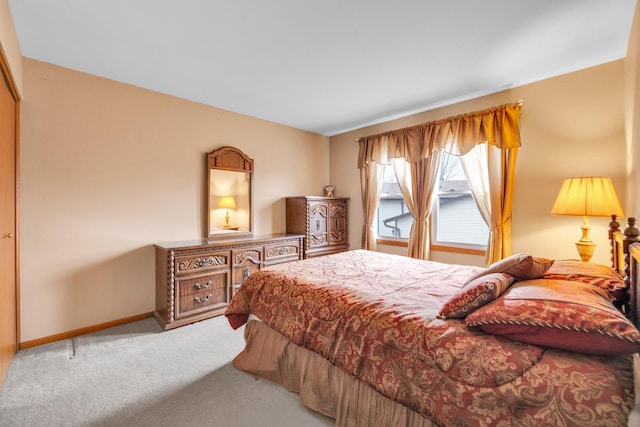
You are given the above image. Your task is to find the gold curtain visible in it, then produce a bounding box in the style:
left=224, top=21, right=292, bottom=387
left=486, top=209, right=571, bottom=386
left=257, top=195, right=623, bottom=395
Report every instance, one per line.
left=357, top=103, right=521, bottom=262
left=358, top=103, right=521, bottom=166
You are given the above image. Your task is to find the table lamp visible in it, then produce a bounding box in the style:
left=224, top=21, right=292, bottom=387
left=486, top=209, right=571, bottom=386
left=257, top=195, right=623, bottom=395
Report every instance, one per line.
left=219, top=196, right=236, bottom=228
left=551, top=177, right=624, bottom=262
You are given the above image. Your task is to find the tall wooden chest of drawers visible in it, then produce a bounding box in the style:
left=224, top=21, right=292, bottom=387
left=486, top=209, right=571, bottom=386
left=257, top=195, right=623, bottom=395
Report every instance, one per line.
left=154, top=234, right=303, bottom=329
left=286, top=196, right=349, bottom=258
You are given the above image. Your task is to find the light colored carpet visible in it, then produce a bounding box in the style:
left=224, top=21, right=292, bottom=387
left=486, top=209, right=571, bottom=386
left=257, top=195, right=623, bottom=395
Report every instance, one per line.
left=0, top=316, right=333, bottom=427
left=68, top=319, right=163, bottom=360
left=4, top=316, right=639, bottom=426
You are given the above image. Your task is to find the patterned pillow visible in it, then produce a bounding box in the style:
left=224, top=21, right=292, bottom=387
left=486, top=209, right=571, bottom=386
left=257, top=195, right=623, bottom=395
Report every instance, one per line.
left=464, top=253, right=554, bottom=285
left=466, top=279, right=640, bottom=355
left=543, top=259, right=626, bottom=305
left=438, top=273, right=516, bottom=319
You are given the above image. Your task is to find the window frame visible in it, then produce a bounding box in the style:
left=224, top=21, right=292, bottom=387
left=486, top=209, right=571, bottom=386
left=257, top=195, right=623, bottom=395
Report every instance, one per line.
left=374, top=157, right=488, bottom=256
left=430, top=190, right=488, bottom=255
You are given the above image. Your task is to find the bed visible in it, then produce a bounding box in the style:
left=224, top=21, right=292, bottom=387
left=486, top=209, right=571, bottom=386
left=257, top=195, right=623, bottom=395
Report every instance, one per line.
left=225, top=218, right=640, bottom=426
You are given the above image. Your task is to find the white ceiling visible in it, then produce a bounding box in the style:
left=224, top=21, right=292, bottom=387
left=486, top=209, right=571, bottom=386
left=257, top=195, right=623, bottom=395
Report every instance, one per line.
left=8, top=1, right=637, bottom=136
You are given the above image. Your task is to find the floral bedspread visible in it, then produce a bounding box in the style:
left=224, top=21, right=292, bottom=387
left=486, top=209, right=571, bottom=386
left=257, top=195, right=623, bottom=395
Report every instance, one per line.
left=225, top=250, right=635, bottom=426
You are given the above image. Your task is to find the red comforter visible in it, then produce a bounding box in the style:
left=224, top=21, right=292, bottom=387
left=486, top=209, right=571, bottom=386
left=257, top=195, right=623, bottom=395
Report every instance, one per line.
left=225, top=250, right=634, bottom=426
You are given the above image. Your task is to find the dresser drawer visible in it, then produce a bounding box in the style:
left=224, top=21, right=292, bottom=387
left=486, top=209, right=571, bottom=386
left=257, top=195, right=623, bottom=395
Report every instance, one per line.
left=175, top=273, right=228, bottom=319
left=264, top=239, right=302, bottom=265
left=231, top=247, right=262, bottom=295
left=173, top=251, right=230, bottom=276
left=232, top=247, right=263, bottom=266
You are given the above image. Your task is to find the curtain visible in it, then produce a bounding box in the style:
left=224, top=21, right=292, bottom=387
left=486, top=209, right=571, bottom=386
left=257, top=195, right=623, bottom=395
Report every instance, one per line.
left=357, top=103, right=521, bottom=262
left=392, top=153, right=442, bottom=259
left=357, top=103, right=521, bottom=167
left=359, top=162, right=385, bottom=251
left=460, top=143, right=518, bottom=264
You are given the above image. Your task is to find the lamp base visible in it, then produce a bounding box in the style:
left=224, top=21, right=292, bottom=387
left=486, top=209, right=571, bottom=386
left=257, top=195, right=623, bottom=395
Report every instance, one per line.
left=575, top=240, right=596, bottom=262
left=575, top=216, right=595, bottom=262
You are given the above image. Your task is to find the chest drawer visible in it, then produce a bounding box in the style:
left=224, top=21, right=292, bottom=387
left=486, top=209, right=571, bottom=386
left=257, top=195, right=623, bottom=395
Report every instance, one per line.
left=175, top=272, right=229, bottom=319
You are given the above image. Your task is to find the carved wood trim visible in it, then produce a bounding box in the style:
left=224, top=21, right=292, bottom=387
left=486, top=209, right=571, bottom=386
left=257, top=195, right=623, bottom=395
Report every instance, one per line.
left=178, top=255, right=228, bottom=271
left=167, top=250, right=176, bottom=324
left=310, top=204, right=329, bottom=217
left=266, top=245, right=300, bottom=258
left=207, top=146, right=254, bottom=172
left=623, top=218, right=640, bottom=316
left=234, top=250, right=262, bottom=265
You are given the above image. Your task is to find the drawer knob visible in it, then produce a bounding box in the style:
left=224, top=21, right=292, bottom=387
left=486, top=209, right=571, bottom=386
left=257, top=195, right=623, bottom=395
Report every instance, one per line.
left=194, top=280, right=212, bottom=290
left=194, top=294, right=212, bottom=304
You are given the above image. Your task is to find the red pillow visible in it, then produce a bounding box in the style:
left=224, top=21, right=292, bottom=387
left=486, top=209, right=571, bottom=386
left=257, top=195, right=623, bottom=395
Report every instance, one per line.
left=438, top=273, right=515, bottom=319
left=465, top=279, right=640, bottom=355
left=543, top=259, right=626, bottom=304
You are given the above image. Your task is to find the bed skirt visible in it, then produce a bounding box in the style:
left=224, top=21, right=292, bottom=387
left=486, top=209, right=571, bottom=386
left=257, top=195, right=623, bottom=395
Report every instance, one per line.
left=233, top=319, right=434, bottom=427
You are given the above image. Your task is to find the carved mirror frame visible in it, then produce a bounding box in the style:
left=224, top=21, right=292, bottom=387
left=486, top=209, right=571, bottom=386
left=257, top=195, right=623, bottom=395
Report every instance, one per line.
left=206, top=146, right=254, bottom=239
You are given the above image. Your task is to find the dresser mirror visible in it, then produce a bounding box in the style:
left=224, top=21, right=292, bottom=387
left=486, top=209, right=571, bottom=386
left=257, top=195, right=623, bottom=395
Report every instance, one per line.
left=207, top=146, right=253, bottom=239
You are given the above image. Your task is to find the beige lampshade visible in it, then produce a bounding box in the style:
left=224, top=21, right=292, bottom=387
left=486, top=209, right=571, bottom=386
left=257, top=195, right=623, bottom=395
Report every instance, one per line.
left=551, top=177, right=624, bottom=262
left=551, top=177, right=624, bottom=218
left=219, top=196, right=236, bottom=210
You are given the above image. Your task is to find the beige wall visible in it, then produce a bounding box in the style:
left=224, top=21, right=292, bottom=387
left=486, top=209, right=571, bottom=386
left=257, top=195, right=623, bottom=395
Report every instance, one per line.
left=330, top=60, right=627, bottom=267
left=20, top=59, right=329, bottom=342
left=627, top=2, right=640, bottom=215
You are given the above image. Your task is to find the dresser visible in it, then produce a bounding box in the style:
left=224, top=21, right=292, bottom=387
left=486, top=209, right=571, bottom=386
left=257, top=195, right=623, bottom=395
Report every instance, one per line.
left=154, top=234, right=303, bottom=329
left=286, top=196, right=349, bottom=258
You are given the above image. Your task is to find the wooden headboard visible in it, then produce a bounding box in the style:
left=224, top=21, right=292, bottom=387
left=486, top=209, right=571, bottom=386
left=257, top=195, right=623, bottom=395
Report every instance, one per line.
left=611, top=216, right=640, bottom=327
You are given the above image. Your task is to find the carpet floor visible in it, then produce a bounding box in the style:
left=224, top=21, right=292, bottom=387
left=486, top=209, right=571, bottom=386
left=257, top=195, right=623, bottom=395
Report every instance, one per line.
left=0, top=316, right=333, bottom=427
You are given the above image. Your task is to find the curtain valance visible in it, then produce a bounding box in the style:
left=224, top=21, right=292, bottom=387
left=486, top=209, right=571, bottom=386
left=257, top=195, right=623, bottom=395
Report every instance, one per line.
left=357, top=102, right=521, bottom=168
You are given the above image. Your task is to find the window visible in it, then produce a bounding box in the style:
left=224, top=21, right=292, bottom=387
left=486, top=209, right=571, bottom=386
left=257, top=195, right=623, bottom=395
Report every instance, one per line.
left=376, top=153, right=489, bottom=250
left=377, top=166, right=412, bottom=239
left=432, top=152, right=489, bottom=249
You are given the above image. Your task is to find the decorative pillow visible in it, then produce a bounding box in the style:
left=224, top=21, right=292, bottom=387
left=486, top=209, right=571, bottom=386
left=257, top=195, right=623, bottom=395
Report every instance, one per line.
left=466, top=279, right=640, bottom=355
left=464, top=253, right=554, bottom=285
left=543, top=259, right=626, bottom=305
left=438, top=273, right=516, bottom=319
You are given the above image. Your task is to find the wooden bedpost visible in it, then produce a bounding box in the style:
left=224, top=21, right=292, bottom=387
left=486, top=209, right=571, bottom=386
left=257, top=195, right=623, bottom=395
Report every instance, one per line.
left=609, top=214, right=621, bottom=268
left=623, top=218, right=639, bottom=318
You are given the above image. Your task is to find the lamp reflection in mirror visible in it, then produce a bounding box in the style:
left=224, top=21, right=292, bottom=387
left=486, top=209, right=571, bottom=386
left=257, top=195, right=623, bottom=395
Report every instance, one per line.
left=551, top=177, right=624, bottom=262
left=219, top=196, right=236, bottom=228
